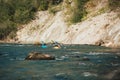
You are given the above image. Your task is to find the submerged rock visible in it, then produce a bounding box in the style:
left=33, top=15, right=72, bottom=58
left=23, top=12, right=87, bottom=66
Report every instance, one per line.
left=111, top=71, right=120, bottom=80
left=81, top=56, right=90, bottom=61
left=105, top=69, right=120, bottom=80
left=25, top=52, right=55, bottom=60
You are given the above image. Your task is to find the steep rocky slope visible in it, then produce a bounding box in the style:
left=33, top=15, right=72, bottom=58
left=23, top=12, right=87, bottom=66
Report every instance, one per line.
left=16, top=0, right=120, bottom=48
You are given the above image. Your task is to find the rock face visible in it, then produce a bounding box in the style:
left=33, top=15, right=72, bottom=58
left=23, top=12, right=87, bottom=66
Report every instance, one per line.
left=25, top=52, right=55, bottom=60
left=16, top=0, right=120, bottom=48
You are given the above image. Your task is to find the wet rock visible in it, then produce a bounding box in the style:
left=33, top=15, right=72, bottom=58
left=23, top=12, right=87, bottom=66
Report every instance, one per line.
left=81, top=56, right=90, bottom=61
left=25, top=52, right=55, bottom=60
left=105, top=69, right=120, bottom=80
left=95, top=39, right=104, bottom=46
left=111, top=70, right=120, bottom=80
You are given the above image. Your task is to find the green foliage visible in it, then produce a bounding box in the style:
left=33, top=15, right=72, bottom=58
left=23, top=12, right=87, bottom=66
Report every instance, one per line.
left=108, top=0, right=120, bottom=18
left=49, top=8, right=57, bottom=14
left=0, top=0, right=36, bottom=23
left=48, top=5, right=62, bottom=14
left=70, top=0, right=89, bottom=23
left=98, top=6, right=109, bottom=14
left=0, top=21, right=17, bottom=39
left=0, top=0, right=63, bottom=40
left=109, top=0, right=120, bottom=10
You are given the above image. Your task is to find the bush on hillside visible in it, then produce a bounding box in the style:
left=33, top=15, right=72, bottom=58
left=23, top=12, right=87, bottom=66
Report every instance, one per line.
left=0, top=21, right=17, bottom=39
left=70, top=0, right=89, bottom=23
left=0, top=0, right=63, bottom=40
left=109, top=0, right=120, bottom=10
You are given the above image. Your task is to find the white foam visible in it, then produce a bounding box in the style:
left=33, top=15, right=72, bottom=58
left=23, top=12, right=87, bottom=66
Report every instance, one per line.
left=88, top=52, right=110, bottom=55
left=83, top=72, right=98, bottom=77
left=73, top=52, right=80, bottom=54
left=78, top=62, right=86, bottom=65
left=55, top=58, right=64, bottom=61
left=55, top=73, right=65, bottom=76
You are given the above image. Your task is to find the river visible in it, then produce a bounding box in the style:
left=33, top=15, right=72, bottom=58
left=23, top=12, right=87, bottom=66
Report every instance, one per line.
left=0, top=43, right=120, bottom=80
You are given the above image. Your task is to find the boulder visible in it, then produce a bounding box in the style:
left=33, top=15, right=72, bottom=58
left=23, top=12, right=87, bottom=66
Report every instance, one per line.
left=25, top=52, right=55, bottom=60
left=95, top=39, right=104, bottom=46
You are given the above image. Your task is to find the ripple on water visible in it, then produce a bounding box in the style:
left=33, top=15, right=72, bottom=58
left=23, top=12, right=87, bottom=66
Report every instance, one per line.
left=78, top=62, right=86, bottom=66
left=9, top=57, right=25, bottom=61
left=55, top=58, right=64, bottom=61
left=55, top=73, right=72, bottom=80
left=55, top=55, right=69, bottom=61
left=82, top=72, right=98, bottom=77
left=72, top=51, right=81, bottom=54
left=88, top=52, right=110, bottom=55
left=0, top=44, right=11, bottom=46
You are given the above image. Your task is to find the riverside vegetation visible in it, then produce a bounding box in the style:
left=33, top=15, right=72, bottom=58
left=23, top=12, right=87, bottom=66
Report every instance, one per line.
left=0, top=0, right=63, bottom=40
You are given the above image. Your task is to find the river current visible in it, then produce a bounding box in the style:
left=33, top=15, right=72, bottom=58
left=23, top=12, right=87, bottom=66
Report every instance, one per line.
left=0, top=43, right=120, bottom=80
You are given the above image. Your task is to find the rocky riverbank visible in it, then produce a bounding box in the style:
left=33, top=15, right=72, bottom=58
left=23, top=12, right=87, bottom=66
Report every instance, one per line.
left=16, top=11, right=120, bottom=48
left=1, top=0, right=120, bottom=48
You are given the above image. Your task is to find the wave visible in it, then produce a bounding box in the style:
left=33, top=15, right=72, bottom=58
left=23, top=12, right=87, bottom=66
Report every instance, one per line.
left=88, top=52, right=110, bottom=55
left=82, top=72, right=98, bottom=77
left=0, top=44, right=11, bottom=46
left=9, top=57, right=25, bottom=61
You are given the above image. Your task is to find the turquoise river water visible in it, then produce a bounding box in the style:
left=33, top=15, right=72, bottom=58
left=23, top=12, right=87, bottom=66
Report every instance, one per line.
left=0, top=43, right=120, bottom=80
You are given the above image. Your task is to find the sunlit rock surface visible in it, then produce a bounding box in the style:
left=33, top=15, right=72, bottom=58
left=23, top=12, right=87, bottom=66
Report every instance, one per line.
left=25, top=52, right=55, bottom=60
left=16, top=0, right=120, bottom=48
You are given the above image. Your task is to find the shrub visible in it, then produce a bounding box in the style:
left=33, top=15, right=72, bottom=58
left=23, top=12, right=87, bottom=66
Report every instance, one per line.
left=109, top=0, right=120, bottom=10
left=0, top=21, right=17, bottom=39
left=70, top=0, right=89, bottom=23
left=0, top=0, right=63, bottom=40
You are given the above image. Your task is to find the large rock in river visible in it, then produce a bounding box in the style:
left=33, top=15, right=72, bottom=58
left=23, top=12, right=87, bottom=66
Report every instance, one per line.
left=25, top=52, right=55, bottom=60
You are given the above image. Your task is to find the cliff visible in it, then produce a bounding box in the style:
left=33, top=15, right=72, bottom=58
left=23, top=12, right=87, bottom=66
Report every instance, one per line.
left=16, top=0, right=120, bottom=48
